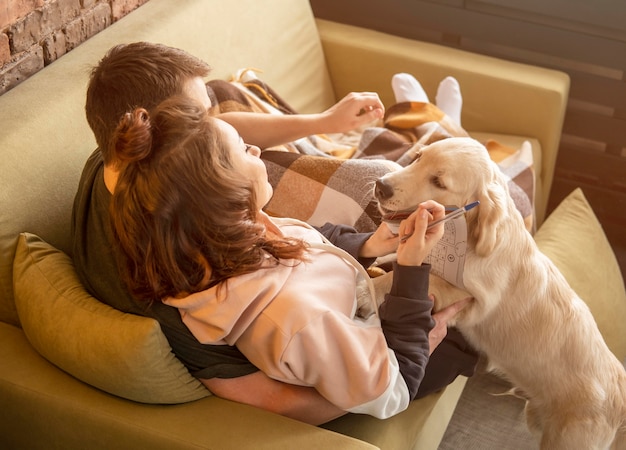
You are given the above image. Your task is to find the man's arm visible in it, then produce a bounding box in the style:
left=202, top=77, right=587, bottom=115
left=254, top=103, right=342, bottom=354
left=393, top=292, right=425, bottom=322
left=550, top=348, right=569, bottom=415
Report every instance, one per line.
left=218, top=92, right=384, bottom=149
left=201, top=371, right=346, bottom=425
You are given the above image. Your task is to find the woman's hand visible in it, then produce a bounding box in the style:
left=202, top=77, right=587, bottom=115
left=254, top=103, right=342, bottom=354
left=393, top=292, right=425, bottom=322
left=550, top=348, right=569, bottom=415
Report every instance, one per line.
left=319, top=92, right=384, bottom=133
left=396, top=200, right=446, bottom=267
left=359, top=221, right=399, bottom=258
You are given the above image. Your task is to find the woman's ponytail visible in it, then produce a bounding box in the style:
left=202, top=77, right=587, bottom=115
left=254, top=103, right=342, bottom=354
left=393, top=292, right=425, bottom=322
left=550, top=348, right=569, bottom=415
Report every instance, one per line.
left=112, top=108, right=153, bottom=163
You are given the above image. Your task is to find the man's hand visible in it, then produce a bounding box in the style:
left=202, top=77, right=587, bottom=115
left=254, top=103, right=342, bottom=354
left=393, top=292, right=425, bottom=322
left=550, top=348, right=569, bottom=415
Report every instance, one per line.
left=218, top=92, right=384, bottom=149
left=428, top=296, right=473, bottom=355
left=320, top=92, right=384, bottom=133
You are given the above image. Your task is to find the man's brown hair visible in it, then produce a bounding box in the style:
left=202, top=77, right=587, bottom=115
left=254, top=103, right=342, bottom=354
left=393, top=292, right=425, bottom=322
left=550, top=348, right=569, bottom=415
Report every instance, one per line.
left=85, top=42, right=210, bottom=164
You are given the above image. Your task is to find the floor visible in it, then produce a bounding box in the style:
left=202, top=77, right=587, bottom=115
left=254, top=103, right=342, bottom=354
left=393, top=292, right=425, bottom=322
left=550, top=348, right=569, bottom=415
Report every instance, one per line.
left=439, top=356, right=626, bottom=450
left=438, top=362, right=538, bottom=450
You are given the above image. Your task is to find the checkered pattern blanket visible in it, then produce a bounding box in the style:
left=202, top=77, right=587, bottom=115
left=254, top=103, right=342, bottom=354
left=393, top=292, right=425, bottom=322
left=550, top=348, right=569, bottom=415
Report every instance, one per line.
left=206, top=74, right=535, bottom=234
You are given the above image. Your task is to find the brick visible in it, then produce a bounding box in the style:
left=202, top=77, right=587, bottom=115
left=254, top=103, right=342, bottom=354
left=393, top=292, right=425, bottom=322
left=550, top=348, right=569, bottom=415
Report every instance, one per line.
left=63, top=16, right=83, bottom=51
left=83, top=3, right=112, bottom=39
left=54, top=0, right=81, bottom=24
left=111, top=0, right=149, bottom=22
left=92, top=1, right=113, bottom=24
left=40, top=0, right=81, bottom=37
left=0, top=33, right=10, bottom=65
left=9, top=10, right=44, bottom=53
left=64, top=2, right=110, bottom=51
left=80, top=0, right=98, bottom=9
left=0, top=45, right=44, bottom=95
left=8, top=0, right=81, bottom=54
left=1, top=0, right=45, bottom=30
left=41, top=29, right=66, bottom=64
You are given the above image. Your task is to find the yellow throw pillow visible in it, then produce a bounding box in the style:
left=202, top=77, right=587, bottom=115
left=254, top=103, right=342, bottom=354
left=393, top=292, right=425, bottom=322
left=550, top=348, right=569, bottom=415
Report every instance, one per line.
left=534, top=188, right=626, bottom=362
left=12, top=233, right=210, bottom=404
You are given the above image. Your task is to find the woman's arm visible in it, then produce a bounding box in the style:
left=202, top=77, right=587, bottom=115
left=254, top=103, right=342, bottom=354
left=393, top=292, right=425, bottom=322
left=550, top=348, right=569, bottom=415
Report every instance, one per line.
left=314, top=222, right=376, bottom=268
left=380, top=263, right=435, bottom=399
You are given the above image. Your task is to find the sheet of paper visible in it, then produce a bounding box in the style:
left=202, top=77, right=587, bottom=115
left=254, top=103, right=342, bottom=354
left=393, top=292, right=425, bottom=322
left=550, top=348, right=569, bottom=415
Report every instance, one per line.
left=423, top=215, right=467, bottom=288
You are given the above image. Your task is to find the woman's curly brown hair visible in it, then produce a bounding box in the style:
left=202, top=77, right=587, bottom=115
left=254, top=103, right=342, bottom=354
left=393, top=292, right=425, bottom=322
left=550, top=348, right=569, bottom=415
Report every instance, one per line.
left=109, top=96, right=307, bottom=302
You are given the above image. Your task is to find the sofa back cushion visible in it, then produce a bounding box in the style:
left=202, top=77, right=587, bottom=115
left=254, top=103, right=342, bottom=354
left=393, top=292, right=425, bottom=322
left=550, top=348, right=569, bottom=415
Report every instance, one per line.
left=0, top=0, right=335, bottom=326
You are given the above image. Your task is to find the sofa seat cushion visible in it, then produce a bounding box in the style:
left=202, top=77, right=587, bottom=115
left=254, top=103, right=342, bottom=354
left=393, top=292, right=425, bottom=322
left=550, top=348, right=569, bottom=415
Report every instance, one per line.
left=534, top=188, right=626, bottom=362
left=12, top=233, right=209, bottom=404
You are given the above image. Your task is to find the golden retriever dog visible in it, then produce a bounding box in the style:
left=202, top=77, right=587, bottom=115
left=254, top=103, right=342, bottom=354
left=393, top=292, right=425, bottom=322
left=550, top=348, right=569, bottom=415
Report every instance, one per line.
left=373, top=137, right=626, bottom=450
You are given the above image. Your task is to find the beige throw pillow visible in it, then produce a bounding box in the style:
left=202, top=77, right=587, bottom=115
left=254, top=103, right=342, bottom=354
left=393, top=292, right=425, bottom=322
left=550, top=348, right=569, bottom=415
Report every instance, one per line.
left=12, top=233, right=210, bottom=404
left=534, top=188, right=626, bottom=362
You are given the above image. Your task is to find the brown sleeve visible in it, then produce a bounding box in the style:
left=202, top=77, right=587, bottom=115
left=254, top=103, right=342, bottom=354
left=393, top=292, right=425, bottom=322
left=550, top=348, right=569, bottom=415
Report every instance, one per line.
left=379, top=263, right=435, bottom=399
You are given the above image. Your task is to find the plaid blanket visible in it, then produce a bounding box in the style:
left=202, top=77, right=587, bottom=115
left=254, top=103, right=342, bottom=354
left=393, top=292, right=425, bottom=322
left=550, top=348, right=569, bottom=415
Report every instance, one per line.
left=206, top=74, right=535, bottom=234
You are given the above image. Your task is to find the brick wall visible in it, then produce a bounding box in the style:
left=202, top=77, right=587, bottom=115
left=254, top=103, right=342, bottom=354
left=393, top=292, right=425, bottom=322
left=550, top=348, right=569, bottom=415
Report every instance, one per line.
left=0, top=0, right=149, bottom=95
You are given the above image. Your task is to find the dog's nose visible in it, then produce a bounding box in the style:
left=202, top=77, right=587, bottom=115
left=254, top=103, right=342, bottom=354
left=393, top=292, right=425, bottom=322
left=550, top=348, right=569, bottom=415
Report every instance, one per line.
left=375, top=179, right=394, bottom=200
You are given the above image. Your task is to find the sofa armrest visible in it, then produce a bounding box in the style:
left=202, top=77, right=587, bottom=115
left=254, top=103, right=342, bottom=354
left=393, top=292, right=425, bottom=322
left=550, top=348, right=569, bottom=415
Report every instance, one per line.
left=315, top=19, right=570, bottom=224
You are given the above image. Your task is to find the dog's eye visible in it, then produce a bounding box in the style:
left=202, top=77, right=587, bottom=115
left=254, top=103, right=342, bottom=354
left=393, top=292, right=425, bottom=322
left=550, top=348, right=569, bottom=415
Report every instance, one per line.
left=431, top=175, right=446, bottom=189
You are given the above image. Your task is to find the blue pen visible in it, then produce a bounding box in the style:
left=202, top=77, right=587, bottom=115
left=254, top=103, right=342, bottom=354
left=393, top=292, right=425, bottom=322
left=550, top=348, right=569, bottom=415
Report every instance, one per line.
left=400, top=200, right=480, bottom=242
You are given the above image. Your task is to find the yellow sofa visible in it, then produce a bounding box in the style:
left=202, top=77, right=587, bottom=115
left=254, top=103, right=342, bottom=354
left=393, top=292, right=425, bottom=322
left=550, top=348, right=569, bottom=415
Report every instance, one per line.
left=4, top=0, right=623, bottom=449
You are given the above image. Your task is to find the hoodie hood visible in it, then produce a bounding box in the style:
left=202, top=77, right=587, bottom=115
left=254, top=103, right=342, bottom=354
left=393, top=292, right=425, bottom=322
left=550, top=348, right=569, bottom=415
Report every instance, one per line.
left=164, top=217, right=366, bottom=345
left=164, top=258, right=295, bottom=344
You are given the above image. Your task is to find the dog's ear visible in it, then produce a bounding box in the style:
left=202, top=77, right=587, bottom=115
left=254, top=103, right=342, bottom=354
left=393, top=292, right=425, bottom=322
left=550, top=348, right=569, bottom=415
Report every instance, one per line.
left=471, top=175, right=509, bottom=257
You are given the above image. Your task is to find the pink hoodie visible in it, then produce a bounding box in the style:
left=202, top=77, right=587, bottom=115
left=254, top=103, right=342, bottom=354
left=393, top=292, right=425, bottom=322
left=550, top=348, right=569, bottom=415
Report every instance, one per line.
left=164, top=217, right=411, bottom=418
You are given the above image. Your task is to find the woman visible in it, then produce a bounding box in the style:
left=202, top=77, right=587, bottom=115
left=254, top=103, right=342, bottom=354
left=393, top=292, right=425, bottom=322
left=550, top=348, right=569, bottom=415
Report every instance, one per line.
left=110, top=96, right=453, bottom=419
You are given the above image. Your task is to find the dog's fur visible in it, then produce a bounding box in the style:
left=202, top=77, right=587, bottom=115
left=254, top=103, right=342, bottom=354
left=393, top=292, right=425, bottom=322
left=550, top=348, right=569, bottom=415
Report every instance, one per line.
left=373, top=137, right=626, bottom=450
